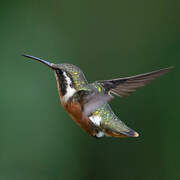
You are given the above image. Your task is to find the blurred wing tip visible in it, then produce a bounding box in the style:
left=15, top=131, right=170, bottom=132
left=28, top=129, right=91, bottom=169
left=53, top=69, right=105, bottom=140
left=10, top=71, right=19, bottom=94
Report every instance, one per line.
left=157, top=66, right=174, bottom=76
left=163, top=66, right=174, bottom=70
left=160, top=66, right=174, bottom=72
left=169, top=66, right=174, bottom=68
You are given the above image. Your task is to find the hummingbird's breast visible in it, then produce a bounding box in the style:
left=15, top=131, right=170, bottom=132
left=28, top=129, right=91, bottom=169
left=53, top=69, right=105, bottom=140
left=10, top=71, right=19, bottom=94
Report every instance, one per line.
left=62, top=101, right=98, bottom=136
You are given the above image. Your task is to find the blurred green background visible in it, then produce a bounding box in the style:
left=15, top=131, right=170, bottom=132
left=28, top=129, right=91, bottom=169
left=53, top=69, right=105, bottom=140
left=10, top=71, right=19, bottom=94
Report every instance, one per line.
left=0, top=0, right=179, bottom=179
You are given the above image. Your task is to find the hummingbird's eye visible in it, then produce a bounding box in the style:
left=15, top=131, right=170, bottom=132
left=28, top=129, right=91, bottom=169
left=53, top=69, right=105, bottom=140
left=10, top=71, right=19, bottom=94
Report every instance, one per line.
left=56, top=69, right=63, bottom=75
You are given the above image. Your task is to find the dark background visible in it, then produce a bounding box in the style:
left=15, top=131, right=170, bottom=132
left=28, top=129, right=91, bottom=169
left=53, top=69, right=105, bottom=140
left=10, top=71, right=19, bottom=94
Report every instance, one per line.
left=0, top=0, right=179, bottom=179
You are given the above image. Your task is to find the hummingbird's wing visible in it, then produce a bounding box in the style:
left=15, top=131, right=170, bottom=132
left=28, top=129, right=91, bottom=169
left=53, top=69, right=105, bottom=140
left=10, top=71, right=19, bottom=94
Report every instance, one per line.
left=75, top=90, right=113, bottom=117
left=96, top=67, right=173, bottom=97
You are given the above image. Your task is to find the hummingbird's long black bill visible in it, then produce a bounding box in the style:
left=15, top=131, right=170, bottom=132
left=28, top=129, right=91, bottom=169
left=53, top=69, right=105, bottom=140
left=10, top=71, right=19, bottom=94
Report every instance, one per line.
left=23, top=54, right=55, bottom=69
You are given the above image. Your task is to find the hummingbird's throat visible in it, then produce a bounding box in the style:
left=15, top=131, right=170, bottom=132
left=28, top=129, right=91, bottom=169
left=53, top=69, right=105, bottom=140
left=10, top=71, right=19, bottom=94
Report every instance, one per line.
left=55, top=70, right=76, bottom=102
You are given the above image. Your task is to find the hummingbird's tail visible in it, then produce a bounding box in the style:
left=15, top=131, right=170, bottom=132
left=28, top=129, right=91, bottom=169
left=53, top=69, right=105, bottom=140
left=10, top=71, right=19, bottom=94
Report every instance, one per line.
left=105, top=128, right=139, bottom=138
left=120, top=129, right=139, bottom=137
left=101, top=115, right=139, bottom=138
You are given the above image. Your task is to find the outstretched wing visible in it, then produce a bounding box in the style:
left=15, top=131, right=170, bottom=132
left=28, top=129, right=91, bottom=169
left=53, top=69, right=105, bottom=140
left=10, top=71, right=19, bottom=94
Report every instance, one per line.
left=96, top=67, right=173, bottom=97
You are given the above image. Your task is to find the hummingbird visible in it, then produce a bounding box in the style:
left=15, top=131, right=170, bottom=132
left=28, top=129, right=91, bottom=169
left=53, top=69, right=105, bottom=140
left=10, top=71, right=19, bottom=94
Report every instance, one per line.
left=23, top=54, right=172, bottom=138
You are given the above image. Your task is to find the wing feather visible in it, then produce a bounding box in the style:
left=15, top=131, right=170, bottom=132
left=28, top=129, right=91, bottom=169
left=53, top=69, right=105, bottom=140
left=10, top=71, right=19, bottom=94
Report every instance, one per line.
left=97, top=67, right=173, bottom=97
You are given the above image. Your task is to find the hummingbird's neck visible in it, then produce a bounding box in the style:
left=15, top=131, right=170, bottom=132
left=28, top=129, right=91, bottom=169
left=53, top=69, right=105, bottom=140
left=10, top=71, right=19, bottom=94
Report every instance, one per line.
left=54, top=66, right=89, bottom=102
left=54, top=70, right=77, bottom=102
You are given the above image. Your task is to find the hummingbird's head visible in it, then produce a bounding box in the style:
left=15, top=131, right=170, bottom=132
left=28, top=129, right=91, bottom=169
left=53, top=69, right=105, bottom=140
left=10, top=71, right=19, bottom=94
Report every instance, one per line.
left=23, top=54, right=88, bottom=102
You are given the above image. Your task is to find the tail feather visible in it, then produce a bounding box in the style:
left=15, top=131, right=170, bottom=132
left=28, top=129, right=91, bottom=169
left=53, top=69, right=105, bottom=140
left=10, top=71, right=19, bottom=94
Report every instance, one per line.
left=105, top=129, right=139, bottom=138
